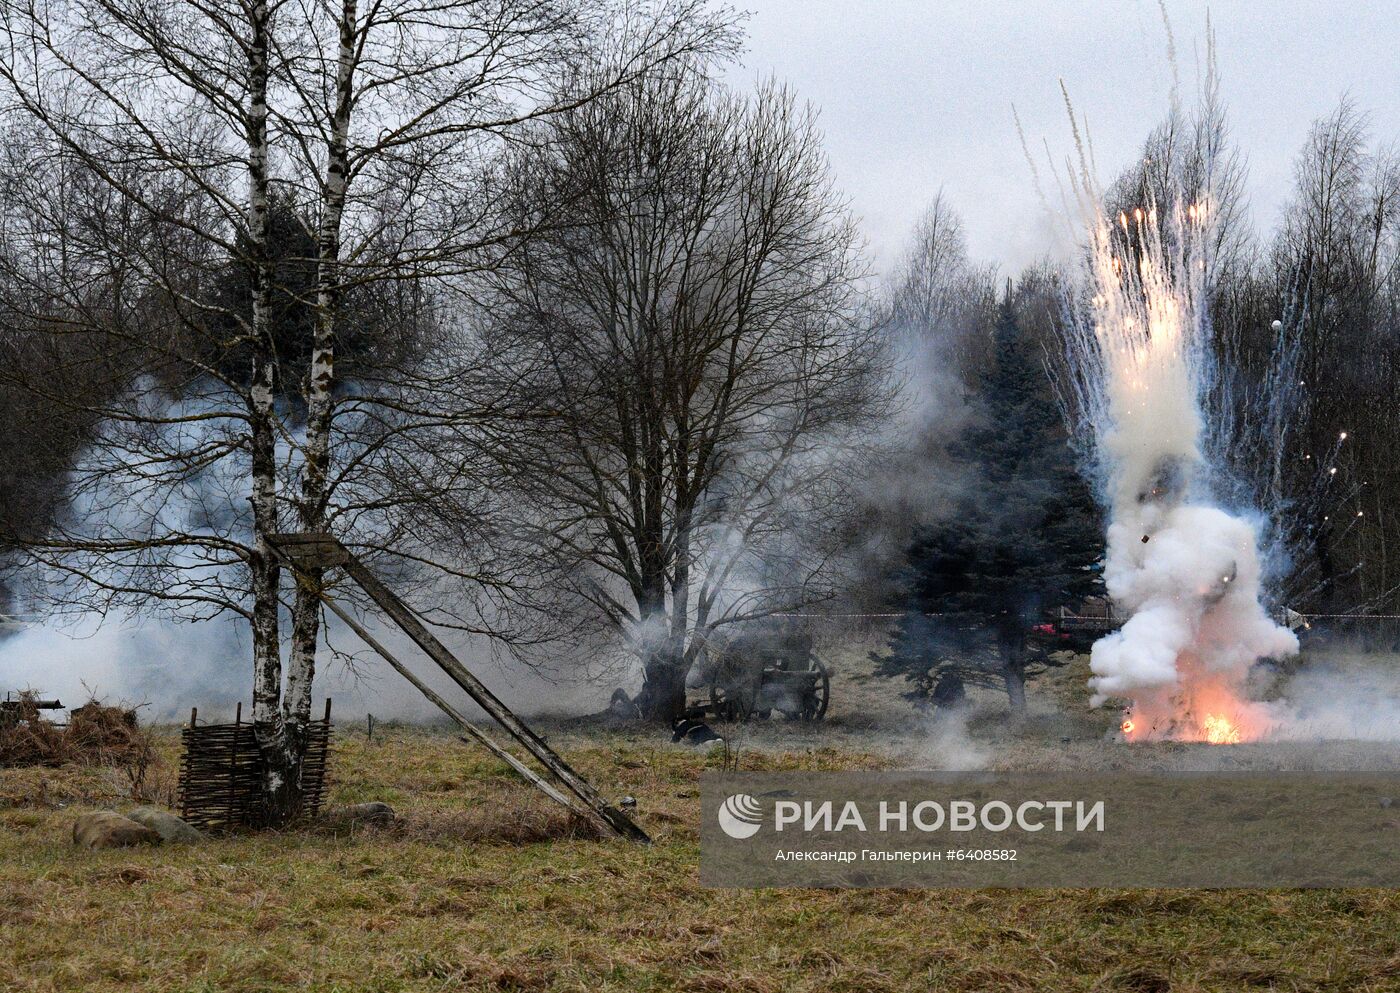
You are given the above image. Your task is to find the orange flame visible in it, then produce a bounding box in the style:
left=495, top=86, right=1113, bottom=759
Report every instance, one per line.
left=1117, top=667, right=1273, bottom=745
left=1201, top=714, right=1241, bottom=745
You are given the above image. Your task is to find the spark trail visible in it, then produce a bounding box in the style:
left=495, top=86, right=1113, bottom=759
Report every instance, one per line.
left=1064, top=201, right=1298, bottom=742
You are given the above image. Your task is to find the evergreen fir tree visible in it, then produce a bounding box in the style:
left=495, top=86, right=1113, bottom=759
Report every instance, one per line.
left=876, top=290, right=1103, bottom=711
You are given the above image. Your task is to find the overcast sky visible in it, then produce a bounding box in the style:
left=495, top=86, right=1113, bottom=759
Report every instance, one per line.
left=724, top=1, right=1400, bottom=278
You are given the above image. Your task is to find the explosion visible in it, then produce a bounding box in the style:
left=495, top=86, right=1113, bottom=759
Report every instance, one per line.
left=1064, top=196, right=1299, bottom=745
left=1201, top=714, right=1241, bottom=745
left=1122, top=712, right=1243, bottom=744
left=1117, top=670, right=1273, bottom=744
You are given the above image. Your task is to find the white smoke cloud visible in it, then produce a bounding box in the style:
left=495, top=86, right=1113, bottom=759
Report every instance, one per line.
left=0, top=607, right=615, bottom=723
left=1090, top=506, right=1298, bottom=705
left=0, top=380, right=617, bottom=723
left=1062, top=196, right=1300, bottom=741
left=1273, top=658, right=1400, bottom=741
left=907, top=707, right=990, bottom=771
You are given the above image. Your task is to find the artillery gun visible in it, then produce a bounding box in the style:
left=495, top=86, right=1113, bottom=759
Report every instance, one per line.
left=687, top=619, right=831, bottom=722
left=0, top=693, right=63, bottom=728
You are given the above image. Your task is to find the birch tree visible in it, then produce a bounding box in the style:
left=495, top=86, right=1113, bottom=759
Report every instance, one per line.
left=263, top=0, right=738, bottom=791
left=0, top=0, right=737, bottom=819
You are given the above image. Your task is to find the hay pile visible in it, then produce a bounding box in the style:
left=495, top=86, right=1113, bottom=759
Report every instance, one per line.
left=0, top=693, right=145, bottom=767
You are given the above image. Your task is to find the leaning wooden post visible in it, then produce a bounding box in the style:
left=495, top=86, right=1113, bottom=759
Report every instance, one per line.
left=315, top=592, right=591, bottom=822
left=338, top=556, right=650, bottom=843
left=264, top=533, right=649, bottom=843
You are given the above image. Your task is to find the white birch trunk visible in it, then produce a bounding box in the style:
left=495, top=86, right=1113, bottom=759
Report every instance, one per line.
left=285, top=0, right=357, bottom=736
left=245, top=0, right=295, bottom=821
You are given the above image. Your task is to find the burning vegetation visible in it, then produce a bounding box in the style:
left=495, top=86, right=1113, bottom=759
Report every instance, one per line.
left=1109, top=655, right=1283, bottom=745
left=1120, top=709, right=1245, bottom=745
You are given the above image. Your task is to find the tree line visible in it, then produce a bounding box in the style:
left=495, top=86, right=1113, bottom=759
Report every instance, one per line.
left=1, top=2, right=1396, bottom=809
left=874, top=88, right=1400, bottom=712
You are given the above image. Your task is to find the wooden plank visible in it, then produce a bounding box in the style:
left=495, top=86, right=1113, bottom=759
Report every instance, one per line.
left=314, top=592, right=589, bottom=820
left=337, top=555, right=650, bottom=843
left=266, top=532, right=351, bottom=568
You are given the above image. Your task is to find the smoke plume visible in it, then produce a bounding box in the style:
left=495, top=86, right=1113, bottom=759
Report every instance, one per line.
left=1062, top=195, right=1299, bottom=742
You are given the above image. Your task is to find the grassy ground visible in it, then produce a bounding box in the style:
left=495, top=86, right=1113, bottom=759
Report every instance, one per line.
left=4, top=722, right=1400, bottom=993
left=5, top=638, right=1400, bottom=992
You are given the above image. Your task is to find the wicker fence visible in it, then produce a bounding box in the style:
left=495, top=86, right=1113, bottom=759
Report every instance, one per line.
left=177, top=700, right=332, bottom=831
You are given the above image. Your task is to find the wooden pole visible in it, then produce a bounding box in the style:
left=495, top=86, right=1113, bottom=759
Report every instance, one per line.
left=265, top=533, right=649, bottom=842
left=337, top=557, right=650, bottom=842
left=183, top=707, right=197, bottom=821
left=231, top=701, right=242, bottom=829
left=314, top=592, right=589, bottom=820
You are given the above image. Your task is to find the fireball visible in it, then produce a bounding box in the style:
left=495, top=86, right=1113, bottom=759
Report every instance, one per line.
left=1201, top=713, right=1241, bottom=745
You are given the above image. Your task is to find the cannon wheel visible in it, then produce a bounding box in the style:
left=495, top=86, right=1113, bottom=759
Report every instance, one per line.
left=800, top=653, right=831, bottom=722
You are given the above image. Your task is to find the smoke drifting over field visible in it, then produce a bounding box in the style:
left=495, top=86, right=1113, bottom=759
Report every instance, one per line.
left=0, top=384, right=614, bottom=722
left=0, top=610, right=612, bottom=722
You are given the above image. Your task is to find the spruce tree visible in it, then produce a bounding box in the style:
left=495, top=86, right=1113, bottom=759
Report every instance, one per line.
left=877, top=291, right=1103, bottom=711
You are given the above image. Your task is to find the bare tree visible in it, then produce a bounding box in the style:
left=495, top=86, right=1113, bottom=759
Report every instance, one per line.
left=478, top=69, right=893, bottom=719
left=1265, top=99, right=1400, bottom=611
left=0, top=0, right=737, bottom=819
left=265, top=0, right=739, bottom=772
left=886, top=194, right=998, bottom=380
left=1102, top=57, right=1251, bottom=286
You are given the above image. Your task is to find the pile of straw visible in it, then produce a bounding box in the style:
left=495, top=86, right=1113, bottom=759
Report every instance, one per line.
left=1, top=692, right=144, bottom=767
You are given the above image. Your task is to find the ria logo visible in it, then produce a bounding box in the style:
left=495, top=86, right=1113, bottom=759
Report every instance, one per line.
left=718, top=793, right=764, bottom=839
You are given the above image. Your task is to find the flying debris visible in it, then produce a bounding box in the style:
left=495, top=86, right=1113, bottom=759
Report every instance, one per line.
left=1135, top=455, right=1189, bottom=506
left=1065, top=187, right=1298, bottom=744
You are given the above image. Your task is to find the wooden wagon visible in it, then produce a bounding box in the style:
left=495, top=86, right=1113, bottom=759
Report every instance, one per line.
left=688, top=620, right=831, bottom=722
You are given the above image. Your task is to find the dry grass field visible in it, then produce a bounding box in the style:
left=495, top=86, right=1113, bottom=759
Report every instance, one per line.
left=4, top=642, right=1400, bottom=992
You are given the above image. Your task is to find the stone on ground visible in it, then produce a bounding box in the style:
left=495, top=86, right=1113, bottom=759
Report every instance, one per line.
left=124, top=806, right=203, bottom=843
left=321, top=801, right=396, bottom=830
left=71, top=811, right=162, bottom=849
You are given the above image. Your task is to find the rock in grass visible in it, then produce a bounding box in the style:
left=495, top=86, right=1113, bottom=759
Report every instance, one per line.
left=71, top=811, right=161, bottom=849
left=124, top=807, right=202, bottom=843
left=321, top=801, right=396, bottom=830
